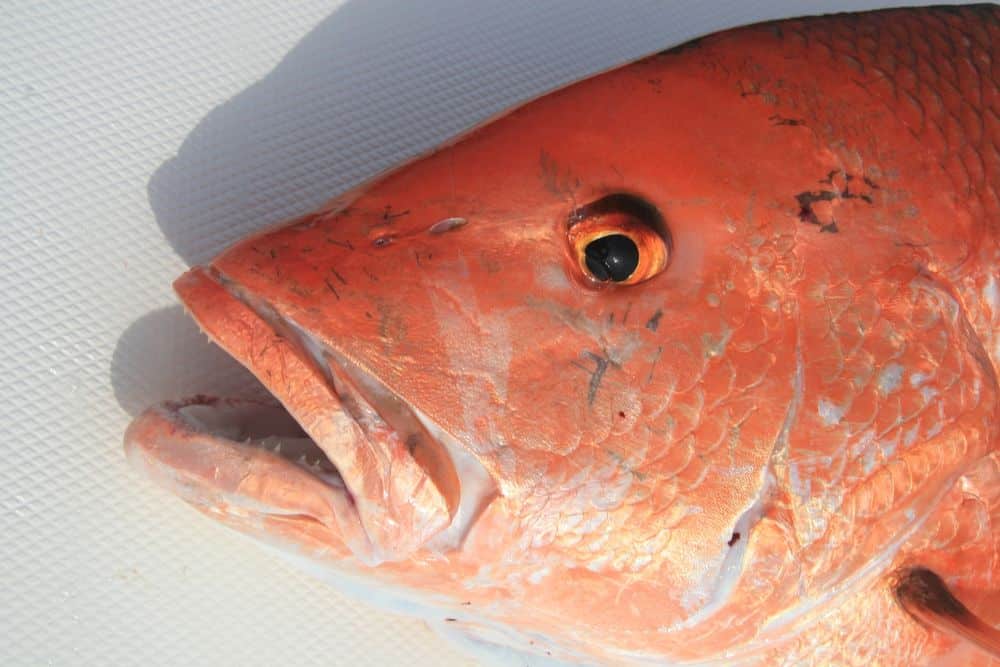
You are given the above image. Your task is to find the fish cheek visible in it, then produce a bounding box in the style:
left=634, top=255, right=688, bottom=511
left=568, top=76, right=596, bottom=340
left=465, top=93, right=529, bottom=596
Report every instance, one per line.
left=778, top=262, right=998, bottom=589
left=501, top=344, right=604, bottom=458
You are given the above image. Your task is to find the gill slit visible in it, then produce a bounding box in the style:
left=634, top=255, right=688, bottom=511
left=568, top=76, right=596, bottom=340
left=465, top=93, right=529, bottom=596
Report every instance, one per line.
left=668, top=330, right=804, bottom=632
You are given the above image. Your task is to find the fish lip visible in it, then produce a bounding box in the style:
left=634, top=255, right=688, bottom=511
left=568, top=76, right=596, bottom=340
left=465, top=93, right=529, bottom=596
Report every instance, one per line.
left=123, top=394, right=368, bottom=559
left=122, top=267, right=379, bottom=561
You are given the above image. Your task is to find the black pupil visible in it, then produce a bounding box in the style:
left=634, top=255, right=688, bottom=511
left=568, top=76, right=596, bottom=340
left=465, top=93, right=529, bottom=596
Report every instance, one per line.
left=584, top=234, right=639, bottom=282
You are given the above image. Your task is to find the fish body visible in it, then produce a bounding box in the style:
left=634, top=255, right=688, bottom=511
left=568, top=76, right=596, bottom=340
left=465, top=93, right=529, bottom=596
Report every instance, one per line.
left=126, top=6, right=1000, bottom=666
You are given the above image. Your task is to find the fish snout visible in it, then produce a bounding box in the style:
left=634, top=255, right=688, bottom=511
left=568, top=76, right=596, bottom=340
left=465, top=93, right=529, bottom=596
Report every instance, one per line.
left=123, top=268, right=471, bottom=564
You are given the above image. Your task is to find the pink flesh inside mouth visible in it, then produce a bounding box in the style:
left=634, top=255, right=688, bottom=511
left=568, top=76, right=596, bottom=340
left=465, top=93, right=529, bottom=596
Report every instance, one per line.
left=124, top=267, right=497, bottom=566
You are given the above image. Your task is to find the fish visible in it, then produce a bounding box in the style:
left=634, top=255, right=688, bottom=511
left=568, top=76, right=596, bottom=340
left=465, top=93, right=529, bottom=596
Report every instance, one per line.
left=124, top=5, right=1000, bottom=666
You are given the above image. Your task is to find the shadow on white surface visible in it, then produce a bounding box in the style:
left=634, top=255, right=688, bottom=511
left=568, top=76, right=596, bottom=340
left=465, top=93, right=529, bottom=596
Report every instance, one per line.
left=145, top=0, right=964, bottom=265
left=112, top=306, right=269, bottom=416
left=148, top=0, right=631, bottom=265
left=145, top=0, right=845, bottom=267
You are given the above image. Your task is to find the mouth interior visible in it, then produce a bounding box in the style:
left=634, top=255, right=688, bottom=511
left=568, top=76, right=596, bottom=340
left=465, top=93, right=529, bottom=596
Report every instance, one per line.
left=178, top=399, right=346, bottom=489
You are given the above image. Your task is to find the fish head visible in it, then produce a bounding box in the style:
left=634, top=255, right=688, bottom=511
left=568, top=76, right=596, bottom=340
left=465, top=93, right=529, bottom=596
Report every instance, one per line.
left=126, top=25, right=998, bottom=663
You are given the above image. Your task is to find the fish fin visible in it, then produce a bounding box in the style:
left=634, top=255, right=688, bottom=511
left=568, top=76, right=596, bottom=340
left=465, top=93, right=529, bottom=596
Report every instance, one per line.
left=893, top=566, right=1000, bottom=660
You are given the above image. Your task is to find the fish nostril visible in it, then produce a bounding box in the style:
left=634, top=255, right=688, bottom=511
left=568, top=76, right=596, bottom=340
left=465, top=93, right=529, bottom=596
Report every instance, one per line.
left=727, top=532, right=741, bottom=547
left=428, top=217, right=467, bottom=234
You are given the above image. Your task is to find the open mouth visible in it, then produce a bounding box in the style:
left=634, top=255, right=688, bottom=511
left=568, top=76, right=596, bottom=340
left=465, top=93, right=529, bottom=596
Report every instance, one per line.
left=125, top=267, right=495, bottom=566
left=175, top=398, right=346, bottom=489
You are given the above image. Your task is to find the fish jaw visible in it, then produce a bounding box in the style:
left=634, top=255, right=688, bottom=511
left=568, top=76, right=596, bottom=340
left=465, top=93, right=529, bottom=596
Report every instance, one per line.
left=123, top=397, right=362, bottom=559
left=124, top=267, right=462, bottom=565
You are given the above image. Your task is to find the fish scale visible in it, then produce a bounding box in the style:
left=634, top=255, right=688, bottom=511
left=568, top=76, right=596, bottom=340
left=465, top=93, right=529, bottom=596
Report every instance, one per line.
left=776, top=9, right=1000, bottom=385
left=781, top=7, right=999, bottom=219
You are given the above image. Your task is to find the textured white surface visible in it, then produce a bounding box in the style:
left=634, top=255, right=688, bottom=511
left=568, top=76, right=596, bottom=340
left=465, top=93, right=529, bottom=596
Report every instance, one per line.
left=0, top=1, right=971, bottom=665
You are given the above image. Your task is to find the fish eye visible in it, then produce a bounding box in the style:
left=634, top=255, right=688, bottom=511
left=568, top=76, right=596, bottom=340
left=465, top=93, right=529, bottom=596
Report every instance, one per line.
left=567, top=193, right=671, bottom=286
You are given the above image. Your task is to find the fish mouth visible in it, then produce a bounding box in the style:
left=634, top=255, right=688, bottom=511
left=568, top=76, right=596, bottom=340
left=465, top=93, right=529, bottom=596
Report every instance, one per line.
left=124, top=395, right=368, bottom=558
left=125, top=267, right=495, bottom=565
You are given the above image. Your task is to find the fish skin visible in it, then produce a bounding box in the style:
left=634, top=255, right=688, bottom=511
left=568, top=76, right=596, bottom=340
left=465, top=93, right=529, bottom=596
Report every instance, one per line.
left=125, top=6, right=1000, bottom=666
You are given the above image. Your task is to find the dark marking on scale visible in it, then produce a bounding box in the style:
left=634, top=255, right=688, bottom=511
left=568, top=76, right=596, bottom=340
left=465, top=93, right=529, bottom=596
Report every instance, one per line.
left=646, top=346, right=663, bottom=385
left=382, top=205, right=410, bottom=223
left=769, top=114, right=805, bottom=126
left=646, top=309, right=664, bottom=331
left=327, top=239, right=354, bottom=251
left=575, top=352, right=610, bottom=406
left=323, top=278, right=340, bottom=300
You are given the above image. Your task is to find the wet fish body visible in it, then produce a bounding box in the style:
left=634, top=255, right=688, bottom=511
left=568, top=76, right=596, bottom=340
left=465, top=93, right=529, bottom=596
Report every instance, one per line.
left=126, top=6, right=1000, bottom=666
